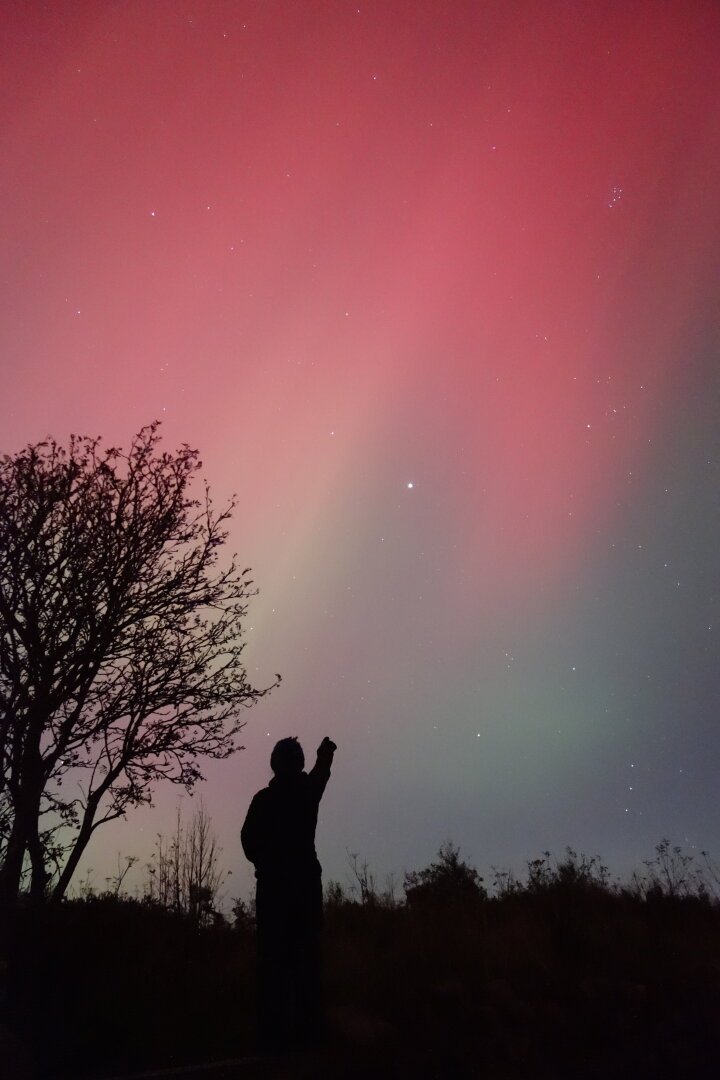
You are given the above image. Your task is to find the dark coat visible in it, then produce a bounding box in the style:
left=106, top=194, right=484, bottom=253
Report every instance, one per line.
left=241, top=757, right=332, bottom=883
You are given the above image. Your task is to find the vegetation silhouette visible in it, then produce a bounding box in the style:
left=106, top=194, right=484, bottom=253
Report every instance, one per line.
left=241, top=735, right=337, bottom=1053
left=4, top=837, right=720, bottom=1078
left=144, top=800, right=227, bottom=926
left=0, top=423, right=276, bottom=922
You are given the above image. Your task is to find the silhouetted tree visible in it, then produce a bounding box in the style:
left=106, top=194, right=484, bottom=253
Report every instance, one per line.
left=0, top=423, right=276, bottom=909
left=145, top=801, right=226, bottom=925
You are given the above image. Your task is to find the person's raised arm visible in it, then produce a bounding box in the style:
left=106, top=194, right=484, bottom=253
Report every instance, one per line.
left=308, top=736, right=337, bottom=800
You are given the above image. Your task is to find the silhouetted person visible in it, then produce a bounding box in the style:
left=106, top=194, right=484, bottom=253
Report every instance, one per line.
left=241, top=735, right=337, bottom=1052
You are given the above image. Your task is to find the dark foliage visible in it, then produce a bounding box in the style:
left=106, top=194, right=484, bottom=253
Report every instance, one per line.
left=7, top=894, right=256, bottom=1079
left=320, top=844, right=720, bottom=1077
left=404, top=840, right=487, bottom=909
left=4, top=842, right=720, bottom=1078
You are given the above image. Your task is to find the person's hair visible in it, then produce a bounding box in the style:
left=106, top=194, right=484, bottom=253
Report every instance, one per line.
left=270, top=736, right=305, bottom=775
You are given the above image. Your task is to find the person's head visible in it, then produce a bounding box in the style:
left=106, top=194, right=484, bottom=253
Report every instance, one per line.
left=270, top=736, right=305, bottom=776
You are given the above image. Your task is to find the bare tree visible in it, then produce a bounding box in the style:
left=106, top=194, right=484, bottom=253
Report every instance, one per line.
left=144, top=800, right=226, bottom=925
left=184, top=800, right=225, bottom=924
left=0, top=423, right=277, bottom=909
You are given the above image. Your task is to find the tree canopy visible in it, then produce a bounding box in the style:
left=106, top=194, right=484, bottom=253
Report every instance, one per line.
left=0, top=423, right=275, bottom=906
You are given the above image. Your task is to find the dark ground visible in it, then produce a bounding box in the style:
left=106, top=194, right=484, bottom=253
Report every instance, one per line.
left=4, top=853, right=720, bottom=1080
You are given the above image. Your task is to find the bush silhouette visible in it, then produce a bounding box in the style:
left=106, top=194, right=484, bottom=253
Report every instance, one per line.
left=404, top=840, right=487, bottom=909
left=5, top=840, right=720, bottom=1078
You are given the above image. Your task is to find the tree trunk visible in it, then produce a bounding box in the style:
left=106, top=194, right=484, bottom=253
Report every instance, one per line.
left=0, top=812, right=27, bottom=911
left=27, top=818, right=49, bottom=903
left=50, top=778, right=115, bottom=903
left=51, top=819, right=94, bottom=903
left=52, top=760, right=124, bottom=903
left=0, top=776, right=44, bottom=909
left=0, top=713, right=47, bottom=909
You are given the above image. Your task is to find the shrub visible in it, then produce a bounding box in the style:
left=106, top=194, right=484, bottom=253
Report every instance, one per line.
left=404, top=841, right=487, bottom=909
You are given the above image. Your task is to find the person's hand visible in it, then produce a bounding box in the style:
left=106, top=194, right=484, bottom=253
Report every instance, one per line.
left=318, top=736, right=337, bottom=756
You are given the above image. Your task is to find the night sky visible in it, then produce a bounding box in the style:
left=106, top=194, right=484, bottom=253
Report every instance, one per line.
left=2, top=1, right=720, bottom=902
